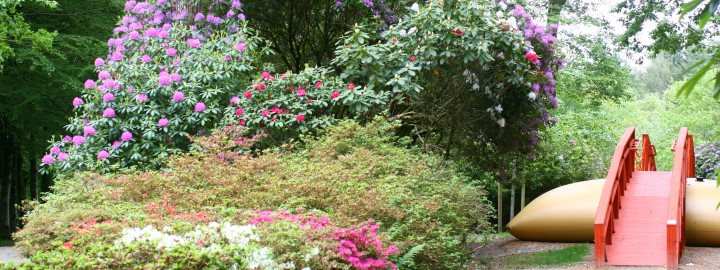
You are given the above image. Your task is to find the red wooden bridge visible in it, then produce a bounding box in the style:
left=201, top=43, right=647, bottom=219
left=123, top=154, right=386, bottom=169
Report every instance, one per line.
left=594, top=127, right=695, bottom=267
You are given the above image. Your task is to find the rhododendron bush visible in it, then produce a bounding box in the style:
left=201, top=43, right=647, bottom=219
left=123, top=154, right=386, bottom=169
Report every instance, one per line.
left=334, top=0, right=562, bottom=153
left=42, top=0, right=380, bottom=173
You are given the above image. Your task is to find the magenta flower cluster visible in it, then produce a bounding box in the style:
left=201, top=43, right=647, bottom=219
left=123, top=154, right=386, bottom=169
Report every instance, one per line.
left=333, top=221, right=398, bottom=270
left=247, top=211, right=397, bottom=269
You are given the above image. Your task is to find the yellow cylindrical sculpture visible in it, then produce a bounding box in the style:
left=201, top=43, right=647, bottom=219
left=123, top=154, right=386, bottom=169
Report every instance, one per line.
left=507, top=178, right=720, bottom=246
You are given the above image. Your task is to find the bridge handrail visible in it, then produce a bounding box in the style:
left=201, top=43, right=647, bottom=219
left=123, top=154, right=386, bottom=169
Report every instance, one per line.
left=594, top=127, right=637, bottom=267
left=667, top=128, right=694, bottom=267
left=639, top=134, right=657, bottom=171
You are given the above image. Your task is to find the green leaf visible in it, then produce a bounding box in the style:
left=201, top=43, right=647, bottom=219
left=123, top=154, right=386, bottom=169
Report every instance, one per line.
left=713, top=72, right=720, bottom=99
left=677, top=57, right=714, bottom=97
left=681, top=0, right=705, bottom=16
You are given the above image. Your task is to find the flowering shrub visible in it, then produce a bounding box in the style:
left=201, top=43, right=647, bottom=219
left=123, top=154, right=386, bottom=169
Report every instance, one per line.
left=17, top=119, right=491, bottom=269
left=41, top=0, right=383, bottom=173
left=695, top=141, right=720, bottom=179
left=333, top=0, right=562, bottom=151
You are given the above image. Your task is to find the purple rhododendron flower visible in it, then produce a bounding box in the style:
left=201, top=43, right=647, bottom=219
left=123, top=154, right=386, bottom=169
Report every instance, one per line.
left=62, top=135, right=71, bottom=142
left=111, top=52, right=124, bottom=61
left=141, top=54, right=151, bottom=63
left=206, top=14, right=222, bottom=25
left=158, top=73, right=171, bottom=85
left=99, top=71, right=111, bottom=80
left=158, top=118, right=169, bottom=127
left=41, top=154, right=54, bottom=165
left=114, top=26, right=128, bottom=33
left=195, top=102, right=206, bottom=112
left=84, top=79, right=96, bottom=89
left=73, top=97, right=84, bottom=107
left=234, top=42, right=246, bottom=52
left=336, top=1, right=343, bottom=7
left=103, top=108, right=116, bottom=118
left=57, top=152, right=68, bottom=161
left=158, top=30, right=169, bottom=38
left=137, top=94, right=148, bottom=102
left=145, top=27, right=158, bottom=37
left=194, top=12, right=205, bottom=21
left=230, top=96, right=240, bottom=105
left=103, top=92, right=115, bottom=102
left=72, top=135, right=86, bottom=145
left=95, top=58, right=105, bottom=67
left=129, top=31, right=140, bottom=39
left=102, top=79, right=115, bottom=89
left=170, top=73, right=181, bottom=82
left=187, top=38, right=201, bottom=48
left=50, top=146, right=61, bottom=155
left=166, top=48, right=177, bottom=57
left=124, top=0, right=136, bottom=11
left=97, top=150, right=109, bottom=160
left=238, top=13, right=246, bottom=20
left=121, top=131, right=133, bottom=142
left=84, top=126, right=96, bottom=136
left=172, top=91, right=184, bottom=102
left=112, top=141, right=121, bottom=148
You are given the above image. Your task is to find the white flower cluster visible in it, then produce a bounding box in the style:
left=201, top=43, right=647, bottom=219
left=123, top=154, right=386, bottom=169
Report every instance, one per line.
left=115, top=222, right=301, bottom=269
left=117, top=225, right=186, bottom=250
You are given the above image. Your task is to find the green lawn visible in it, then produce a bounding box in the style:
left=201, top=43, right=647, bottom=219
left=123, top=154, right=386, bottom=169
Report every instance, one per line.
left=501, top=245, right=589, bottom=267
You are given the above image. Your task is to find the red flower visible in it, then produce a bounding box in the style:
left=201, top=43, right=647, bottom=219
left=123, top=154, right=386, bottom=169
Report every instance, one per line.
left=348, top=82, right=355, bottom=90
left=452, top=28, right=463, bottom=37
left=331, top=91, right=340, bottom=99
left=410, top=55, right=416, bottom=62
left=314, top=81, right=323, bottom=88
left=235, top=108, right=245, bottom=116
left=62, top=241, right=74, bottom=250
left=296, top=114, right=305, bottom=122
left=254, top=83, right=266, bottom=91
left=244, top=91, right=252, bottom=99
left=525, top=52, right=539, bottom=63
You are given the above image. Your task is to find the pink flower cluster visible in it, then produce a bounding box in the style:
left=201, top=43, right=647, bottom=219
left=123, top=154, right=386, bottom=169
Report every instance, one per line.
left=333, top=221, right=398, bottom=270
left=246, top=211, right=397, bottom=269
left=247, top=210, right=332, bottom=229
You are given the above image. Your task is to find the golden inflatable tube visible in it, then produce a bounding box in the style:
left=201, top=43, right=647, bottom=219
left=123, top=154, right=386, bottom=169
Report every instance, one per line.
left=506, top=178, right=720, bottom=246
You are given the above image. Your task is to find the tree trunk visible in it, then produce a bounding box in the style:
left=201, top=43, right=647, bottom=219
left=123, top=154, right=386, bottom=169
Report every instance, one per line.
left=13, top=149, right=24, bottom=230
left=521, top=180, right=526, bottom=210
left=30, top=152, right=37, bottom=202
left=510, top=183, right=516, bottom=220
left=497, top=181, right=503, bottom=233
left=1, top=140, right=14, bottom=237
left=0, top=133, right=8, bottom=238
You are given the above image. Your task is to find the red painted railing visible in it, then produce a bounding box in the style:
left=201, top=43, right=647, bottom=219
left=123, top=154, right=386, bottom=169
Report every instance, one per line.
left=638, top=134, right=657, bottom=171
left=594, top=127, right=639, bottom=267
left=667, top=128, right=694, bottom=267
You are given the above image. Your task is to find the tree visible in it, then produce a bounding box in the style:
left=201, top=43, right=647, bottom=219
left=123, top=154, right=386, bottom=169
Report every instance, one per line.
left=242, top=0, right=405, bottom=72
left=0, top=0, right=56, bottom=72
left=0, top=0, right=122, bottom=237
left=333, top=0, right=562, bottom=232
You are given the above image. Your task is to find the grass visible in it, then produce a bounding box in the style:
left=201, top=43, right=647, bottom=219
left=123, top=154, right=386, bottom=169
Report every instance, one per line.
left=501, top=245, right=589, bottom=267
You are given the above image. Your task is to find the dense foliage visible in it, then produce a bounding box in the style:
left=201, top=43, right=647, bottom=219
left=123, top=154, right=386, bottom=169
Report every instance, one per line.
left=13, top=119, right=490, bottom=269
left=695, top=141, right=720, bottom=179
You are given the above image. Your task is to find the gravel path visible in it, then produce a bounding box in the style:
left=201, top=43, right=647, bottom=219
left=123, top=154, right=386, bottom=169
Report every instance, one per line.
left=472, top=236, right=720, bottom=269
left=0, top=247, right=28, bottom=263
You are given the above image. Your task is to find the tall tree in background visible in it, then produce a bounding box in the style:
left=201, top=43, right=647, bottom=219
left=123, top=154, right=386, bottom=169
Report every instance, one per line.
left=243, top=0, right=405, bottom=72
left=0, top=0, right=122, bottom=237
